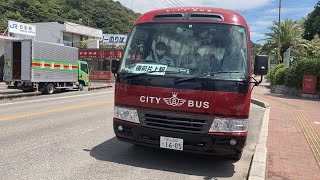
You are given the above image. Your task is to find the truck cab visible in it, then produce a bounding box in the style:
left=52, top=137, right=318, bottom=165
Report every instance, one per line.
left=78, top=60, right=90, bottom=90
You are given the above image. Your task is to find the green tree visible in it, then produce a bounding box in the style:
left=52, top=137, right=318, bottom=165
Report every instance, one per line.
left=306, top=35, right=320, bottom=58
left=251, top=41, right=262, bottom=58
left=303, top=1, right=320, bottom=40
left=80, top=39, right=88, bottom=49
left=260, top=19, right=309, bottom=62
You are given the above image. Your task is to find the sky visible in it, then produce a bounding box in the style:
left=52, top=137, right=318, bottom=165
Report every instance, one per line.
left=115, top=0, right=318, bottom=44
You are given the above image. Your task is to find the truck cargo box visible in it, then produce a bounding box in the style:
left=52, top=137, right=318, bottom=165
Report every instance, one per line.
left=4, top=40, right=78, bottom=83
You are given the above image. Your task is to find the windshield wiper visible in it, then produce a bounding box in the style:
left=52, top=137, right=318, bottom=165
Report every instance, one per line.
left=123, top=70, right=177, bottom=79
left=174, top=71, right=240, bottom=84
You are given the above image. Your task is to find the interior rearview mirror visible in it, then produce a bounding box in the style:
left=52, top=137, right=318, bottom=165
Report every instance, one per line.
left=254, top=55, right=269, bottom=75
left=111, top=59, right=120, bottom=74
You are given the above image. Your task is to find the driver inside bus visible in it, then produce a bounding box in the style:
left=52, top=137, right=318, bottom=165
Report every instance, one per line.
left=146, top=41, right=175, bottom=67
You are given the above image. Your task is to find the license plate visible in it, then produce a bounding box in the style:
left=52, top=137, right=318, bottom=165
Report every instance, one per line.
left=160, top=136, right=183, bottom=151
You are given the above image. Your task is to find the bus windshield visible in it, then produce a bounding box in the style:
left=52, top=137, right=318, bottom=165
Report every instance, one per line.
left=120, top=23, right=249, bottom=80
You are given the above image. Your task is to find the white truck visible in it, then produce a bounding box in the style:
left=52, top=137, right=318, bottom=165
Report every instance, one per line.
left=3, top=39, right=89, bottom=94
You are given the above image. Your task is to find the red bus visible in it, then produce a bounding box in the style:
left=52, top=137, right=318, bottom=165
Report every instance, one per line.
left=111, top=7, right=268, bottom=160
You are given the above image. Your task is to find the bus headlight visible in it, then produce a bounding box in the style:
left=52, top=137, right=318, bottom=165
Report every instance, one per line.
left=114, top=106, right=140, bottom=124
left=209, top=118, right=248, bottom=133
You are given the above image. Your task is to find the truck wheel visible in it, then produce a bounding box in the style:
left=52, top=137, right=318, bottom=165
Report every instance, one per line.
left=78, top=83, right=84, bottom=91
left=46, top=83, right=55, bottom=94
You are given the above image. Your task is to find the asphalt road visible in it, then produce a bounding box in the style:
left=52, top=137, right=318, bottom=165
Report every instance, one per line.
left=0, top=89, right=265, bottom=180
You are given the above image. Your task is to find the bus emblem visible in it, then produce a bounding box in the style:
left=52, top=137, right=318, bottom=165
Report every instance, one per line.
left=163, top=92, right=186, bottom=107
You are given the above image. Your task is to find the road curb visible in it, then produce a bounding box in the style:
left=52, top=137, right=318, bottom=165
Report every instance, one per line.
left=248, top=98, right=270, bottom=180
left=88, top=85, right=112, bottom=91
left=0, top=92, right=42, bottom=100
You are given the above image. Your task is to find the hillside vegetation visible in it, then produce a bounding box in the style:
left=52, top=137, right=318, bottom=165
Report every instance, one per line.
left=0, top=0, right=140, bottom=34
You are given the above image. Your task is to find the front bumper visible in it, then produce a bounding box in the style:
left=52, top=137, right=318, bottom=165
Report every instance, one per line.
left=113, top=119, right=247, bottom=156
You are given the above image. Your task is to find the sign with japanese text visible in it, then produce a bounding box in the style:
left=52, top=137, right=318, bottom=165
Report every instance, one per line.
left=8, top=20, right=36, bottom=36
left=78, top=49, right=123, bottom=59
left=99, top=34, right=127, bottom=45
left=129, top=63, right=168, bottom=75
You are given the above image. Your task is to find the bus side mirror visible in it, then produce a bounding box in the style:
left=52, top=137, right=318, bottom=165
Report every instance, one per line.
left=111, top=59, right=119, bottom=74
left=254, top=55, right=269, bottom=76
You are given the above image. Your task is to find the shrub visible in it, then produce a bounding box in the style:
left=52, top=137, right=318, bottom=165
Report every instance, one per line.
left=284, top=57, right=320, bottom=90
left=267, top=64, right=285, bottom=85
left=274, top=67, right=288, bottom=85
left=265, top=58, right=320, bottom=91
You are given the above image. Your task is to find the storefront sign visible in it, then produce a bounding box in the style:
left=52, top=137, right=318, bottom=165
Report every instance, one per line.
left=8, top=20, right=36, bottom=36
left=78, top=49, right=123, bottom=59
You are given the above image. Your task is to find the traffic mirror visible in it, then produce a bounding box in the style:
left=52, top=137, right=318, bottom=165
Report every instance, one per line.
left=254, top=55, right=269, bottom=75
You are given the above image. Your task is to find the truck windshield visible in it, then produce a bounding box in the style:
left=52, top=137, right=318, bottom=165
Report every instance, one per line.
left=81, top=63, right=88, bottom=74
left=120, top=23, right=249, bottom=80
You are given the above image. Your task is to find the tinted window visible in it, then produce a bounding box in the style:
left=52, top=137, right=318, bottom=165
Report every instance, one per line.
left=120, top=23, right=248, bottom=80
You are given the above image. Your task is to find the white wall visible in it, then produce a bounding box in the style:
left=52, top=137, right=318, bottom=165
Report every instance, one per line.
left=33, top=22, right=64, bottom=44
left=27, top=22, right=101, bottom=48
left=65, top=22, right=102, bottom=38
left=87, top=38, right=99, bottom=48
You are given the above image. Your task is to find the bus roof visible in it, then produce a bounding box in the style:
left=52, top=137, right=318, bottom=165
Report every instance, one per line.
left=135, top=7, right=249, bottom=28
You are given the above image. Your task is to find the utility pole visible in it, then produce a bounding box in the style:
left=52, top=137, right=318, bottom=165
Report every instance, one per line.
left=278, top=0, right=282, bottom=63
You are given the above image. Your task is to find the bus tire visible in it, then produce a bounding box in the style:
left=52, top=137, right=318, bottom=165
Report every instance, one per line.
left=229, top=151, right=243, bottom=161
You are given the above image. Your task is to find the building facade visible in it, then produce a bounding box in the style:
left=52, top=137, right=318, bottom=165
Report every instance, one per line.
left=14, top=22, right=102, bottom=49
left=78, top=49, right=123, bottom=81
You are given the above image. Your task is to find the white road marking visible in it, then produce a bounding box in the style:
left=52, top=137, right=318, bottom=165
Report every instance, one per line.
left=0, top=91, right=114, bottom=106
left=80, top=126, right=102, bottom=134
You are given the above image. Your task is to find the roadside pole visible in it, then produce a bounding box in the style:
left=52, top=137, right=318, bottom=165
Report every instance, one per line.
left=35, top=82, right=39, bottom=92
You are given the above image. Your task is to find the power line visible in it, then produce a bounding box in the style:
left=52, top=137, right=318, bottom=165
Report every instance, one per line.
left=278, top=0, right=282, bottom=62
left=172, top=0, right=183, bottom=6
left=161, top=0, right=173, bottom=8
left=160, top=0, right=173, bottom=8
left=176, top=0, right=185, bottom=6
left=167, top=0, right=180, bottom=7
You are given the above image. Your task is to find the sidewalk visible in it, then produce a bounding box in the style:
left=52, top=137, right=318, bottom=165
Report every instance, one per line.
left=0, top=81, right=112, bottom=100
left=87, top=81, right=113, bottom=91
left=252, top=82, right=320, bottom=180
